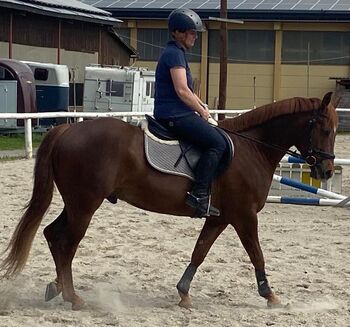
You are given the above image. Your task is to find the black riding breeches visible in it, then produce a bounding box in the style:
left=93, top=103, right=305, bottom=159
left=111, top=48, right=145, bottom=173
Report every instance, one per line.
left=158, top=113, right=227, bottom=195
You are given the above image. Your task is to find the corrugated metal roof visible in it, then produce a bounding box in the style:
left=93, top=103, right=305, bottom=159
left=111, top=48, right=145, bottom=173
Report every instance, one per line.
left=0, top=0, right=122, bottom=25
left=26, top=0, right=109, bottom=15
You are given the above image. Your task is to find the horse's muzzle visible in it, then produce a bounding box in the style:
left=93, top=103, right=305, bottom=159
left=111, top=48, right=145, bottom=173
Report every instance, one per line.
left=310, top=162, right=334, bottom=181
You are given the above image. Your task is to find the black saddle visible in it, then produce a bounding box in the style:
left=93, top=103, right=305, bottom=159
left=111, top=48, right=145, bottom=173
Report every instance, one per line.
left=145, top=115, right=234, bottom=176
left=146, top=115, right=177, bottom=140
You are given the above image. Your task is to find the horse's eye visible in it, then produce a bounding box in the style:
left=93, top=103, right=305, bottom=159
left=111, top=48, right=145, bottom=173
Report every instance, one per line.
left=323, top=128, right=331, bottom=136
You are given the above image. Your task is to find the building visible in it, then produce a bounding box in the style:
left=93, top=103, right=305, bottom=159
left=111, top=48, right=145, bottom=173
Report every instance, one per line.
left=0, top=0, right=136, bottom=106
left=80, top=0, right=350, bottom=110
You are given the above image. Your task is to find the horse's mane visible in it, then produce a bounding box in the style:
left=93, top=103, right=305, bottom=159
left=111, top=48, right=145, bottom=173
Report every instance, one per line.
left=219, top=97, right=321, bottom=132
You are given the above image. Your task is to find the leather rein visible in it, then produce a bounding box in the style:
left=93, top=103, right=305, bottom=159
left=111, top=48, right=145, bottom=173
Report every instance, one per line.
left=218, top=109, right=335, bottom=167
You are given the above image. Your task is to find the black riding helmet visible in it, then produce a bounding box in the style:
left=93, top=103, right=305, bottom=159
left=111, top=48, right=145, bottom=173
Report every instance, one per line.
left=168, top=8, right=206, bottom=33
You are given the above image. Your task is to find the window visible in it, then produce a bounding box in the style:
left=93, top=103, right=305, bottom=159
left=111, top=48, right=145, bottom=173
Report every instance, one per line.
left=282, top=31, right=350, bottom=65
left=209, top=30, right=275, bottom=63
left=34, top=68, right=48, bottom=81
left=146, top=81, right=155, bottom=98
left=106, top=80, right=124, bottom=97
left=137, top=28, right=202, bottom=62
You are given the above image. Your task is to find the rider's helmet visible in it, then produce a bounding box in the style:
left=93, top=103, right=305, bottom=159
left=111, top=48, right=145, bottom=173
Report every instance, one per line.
left=168, top=8, right=206, bottom=33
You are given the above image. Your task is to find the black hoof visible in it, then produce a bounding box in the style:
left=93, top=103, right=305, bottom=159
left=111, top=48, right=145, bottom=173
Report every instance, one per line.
left=45, top=281, right=61, bottom=301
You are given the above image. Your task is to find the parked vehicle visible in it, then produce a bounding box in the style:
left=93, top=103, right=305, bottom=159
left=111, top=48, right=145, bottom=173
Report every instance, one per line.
left=83, top=65, right=155, bottom=113
left=23, top=61, right=69, bottom=126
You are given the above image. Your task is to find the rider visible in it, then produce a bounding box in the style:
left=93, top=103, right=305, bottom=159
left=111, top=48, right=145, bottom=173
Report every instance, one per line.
left=154, top=8, right=227, bottom=218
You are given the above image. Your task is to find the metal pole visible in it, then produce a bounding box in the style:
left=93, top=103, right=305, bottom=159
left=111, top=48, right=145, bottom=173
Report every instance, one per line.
left=253, top=76, right=256, bottom=109
left=24, top=118, right=33, bottom=159
left=307, top=42, right=310, bottom=97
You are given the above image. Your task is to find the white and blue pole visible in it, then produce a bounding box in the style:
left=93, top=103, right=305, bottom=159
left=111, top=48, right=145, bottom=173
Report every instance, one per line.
left=281, top=156, right=350, bottom=165
left=267, top=196, right=350, bottom=206
left=273, top=174, right=346, bottom=200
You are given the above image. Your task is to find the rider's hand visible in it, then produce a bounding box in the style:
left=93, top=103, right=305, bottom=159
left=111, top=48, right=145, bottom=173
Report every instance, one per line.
left=208, top=116, right=218, bottom=126
left=201, top=109, right=210, bottom=120
left=200, top=103, right=210, bottom=120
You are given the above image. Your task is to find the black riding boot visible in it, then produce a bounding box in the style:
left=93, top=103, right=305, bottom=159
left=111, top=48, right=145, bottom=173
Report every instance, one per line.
left=185, top=149, right=222, bottom=218
left=186, top=192, right=220, bottom=218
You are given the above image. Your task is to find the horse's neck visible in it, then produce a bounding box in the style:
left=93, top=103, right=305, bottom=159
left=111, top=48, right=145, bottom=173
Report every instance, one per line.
left=248, top=112, right=309, bottom=167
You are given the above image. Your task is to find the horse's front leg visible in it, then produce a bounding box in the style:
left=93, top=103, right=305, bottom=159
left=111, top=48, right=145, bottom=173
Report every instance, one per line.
left=177, top=220, right=227, bottom=308
left=232, top=211, right=281, bottom=307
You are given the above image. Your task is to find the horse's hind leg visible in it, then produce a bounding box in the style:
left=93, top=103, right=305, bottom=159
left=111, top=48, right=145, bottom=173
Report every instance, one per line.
left=177, top=219, right=227, bottom=308
left=43, top=200, right=102, bottom=310
left=43, top=208, right=67, bottom=301
left=232, top=212, right=281, bottom=307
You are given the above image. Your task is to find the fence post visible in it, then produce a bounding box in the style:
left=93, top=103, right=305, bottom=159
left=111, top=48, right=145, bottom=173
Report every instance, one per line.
left=24, top=118, right=33, bottom=159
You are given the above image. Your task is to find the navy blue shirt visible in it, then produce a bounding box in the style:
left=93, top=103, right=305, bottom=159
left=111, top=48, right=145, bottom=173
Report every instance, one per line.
left=154, top=40, right=194, bottom=119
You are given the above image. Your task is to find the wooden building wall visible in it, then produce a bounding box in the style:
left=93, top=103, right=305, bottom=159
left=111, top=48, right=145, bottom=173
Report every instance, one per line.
left=0, top=8, right=131, bottom=67
left=0, top=7, right=133, bottom=107
left=100, top=30, right=131, bottom=66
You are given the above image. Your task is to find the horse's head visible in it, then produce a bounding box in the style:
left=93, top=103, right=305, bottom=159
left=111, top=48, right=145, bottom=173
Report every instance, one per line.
left=300, top=92, right=340, bottom=181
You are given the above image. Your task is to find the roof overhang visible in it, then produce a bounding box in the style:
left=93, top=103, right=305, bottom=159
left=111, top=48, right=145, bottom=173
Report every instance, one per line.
left=0, top=0, right=122, bottom=25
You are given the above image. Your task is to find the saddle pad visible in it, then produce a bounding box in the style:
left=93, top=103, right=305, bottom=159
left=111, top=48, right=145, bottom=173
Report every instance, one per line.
left=144, top=134, right=199, bottom=180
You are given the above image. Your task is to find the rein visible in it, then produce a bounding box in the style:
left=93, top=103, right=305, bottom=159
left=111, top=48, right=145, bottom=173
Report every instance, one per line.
left=218, top=109, right=335, bottom=166
left=219, top=126, right=309, bottom=162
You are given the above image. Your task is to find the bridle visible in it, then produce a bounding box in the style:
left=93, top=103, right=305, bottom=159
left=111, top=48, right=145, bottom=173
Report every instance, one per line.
left=303, top=110, right=335, bottom=165
left=220, top=108, right=335, bottom=167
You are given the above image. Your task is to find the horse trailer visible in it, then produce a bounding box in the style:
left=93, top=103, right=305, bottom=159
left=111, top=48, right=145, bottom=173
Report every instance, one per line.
left=83, top=65, right=155, bottom=114
left=23, top=61, right=69, bottom=126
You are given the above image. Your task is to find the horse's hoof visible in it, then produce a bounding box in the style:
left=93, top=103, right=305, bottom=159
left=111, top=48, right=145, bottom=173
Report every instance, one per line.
left=267, top=293, right=282, bottom=308
left=71, top=297, right=85, bottom=311
left=45, top=281, right=62, bottom=302
left=178, top=291, right=192, bottom=309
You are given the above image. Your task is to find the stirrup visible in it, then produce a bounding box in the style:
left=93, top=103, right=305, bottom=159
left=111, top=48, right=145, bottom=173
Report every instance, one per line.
left=185, top=192, right=220, bottom=218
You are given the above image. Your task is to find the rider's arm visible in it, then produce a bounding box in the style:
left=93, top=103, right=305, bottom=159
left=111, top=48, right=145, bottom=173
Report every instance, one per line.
left=170, top=67, right=209, bottom=120
left=193, top=93, right=207, bottom=109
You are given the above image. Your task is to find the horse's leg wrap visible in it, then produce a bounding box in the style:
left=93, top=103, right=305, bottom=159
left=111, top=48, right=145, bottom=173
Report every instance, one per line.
left=176, top=263, right=197, bottom=294
left=255, top=269, right=272, bottom=298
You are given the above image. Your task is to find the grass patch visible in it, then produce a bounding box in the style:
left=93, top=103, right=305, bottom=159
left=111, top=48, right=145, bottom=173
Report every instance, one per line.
left=0, top=133, right=46, bottom=151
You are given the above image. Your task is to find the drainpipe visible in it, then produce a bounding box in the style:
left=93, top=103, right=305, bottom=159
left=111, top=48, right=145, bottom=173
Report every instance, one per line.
left=9, top=13, right=13, bottom=58
left=57, top=19, right=61, bottom=64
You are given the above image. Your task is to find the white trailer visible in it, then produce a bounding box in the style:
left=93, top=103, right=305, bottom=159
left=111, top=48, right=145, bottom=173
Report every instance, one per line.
left=0, top=80, right=17, bottom=129
left=83, top=65, right=155, bottom=113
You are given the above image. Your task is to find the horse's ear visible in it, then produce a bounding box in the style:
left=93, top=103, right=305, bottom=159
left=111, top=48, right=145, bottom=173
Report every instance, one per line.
left=321, top=92, right=333, bottom=107
left=331, top=93, right=341, bottom=109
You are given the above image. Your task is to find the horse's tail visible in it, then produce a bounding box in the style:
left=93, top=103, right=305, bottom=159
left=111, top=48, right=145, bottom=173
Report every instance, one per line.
left=0, top=124, right=70, bottom=278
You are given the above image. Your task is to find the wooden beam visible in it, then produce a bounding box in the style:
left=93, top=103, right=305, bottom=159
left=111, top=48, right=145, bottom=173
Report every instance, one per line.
left=218, top=0, right=227, bottom=118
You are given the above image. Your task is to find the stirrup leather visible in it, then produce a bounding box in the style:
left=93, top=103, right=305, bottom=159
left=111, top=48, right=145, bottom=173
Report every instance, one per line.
left=186, top=192, right=220, bottom=218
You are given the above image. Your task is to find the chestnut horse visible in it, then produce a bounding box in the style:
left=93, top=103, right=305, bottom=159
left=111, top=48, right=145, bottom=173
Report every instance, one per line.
left=0, top=92, right=338, bottom=310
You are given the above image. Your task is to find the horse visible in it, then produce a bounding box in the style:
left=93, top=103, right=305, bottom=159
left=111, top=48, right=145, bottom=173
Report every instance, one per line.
left=0, top=92, right=339, bottom=310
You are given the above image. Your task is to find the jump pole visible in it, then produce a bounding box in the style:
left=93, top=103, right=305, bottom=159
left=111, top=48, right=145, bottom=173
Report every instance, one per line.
left=281, top=156, right=350, bottom=165
left=267, top=196, right=350, bottom=207
left=273, top=174, right=347, bottom=200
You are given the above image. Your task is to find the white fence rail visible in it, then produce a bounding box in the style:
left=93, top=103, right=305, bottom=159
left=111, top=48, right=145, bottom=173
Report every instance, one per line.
left=0, top=108, right=349, bottom=159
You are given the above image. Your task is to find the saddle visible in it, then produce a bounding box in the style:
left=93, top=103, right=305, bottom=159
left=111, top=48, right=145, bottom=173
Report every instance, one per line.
left=142, top=115, right=234, bottom=181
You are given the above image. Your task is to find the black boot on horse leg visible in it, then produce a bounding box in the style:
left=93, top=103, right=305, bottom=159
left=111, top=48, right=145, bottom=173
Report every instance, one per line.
left=176, top=263, right=197, bottom=308
left=176, top=221, right=227, bottom=308
left=233, top=214, right=281, bottom=308
left=185, top=150, right=222, bottom=218
left=255, top=269, right=281, bottom=307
